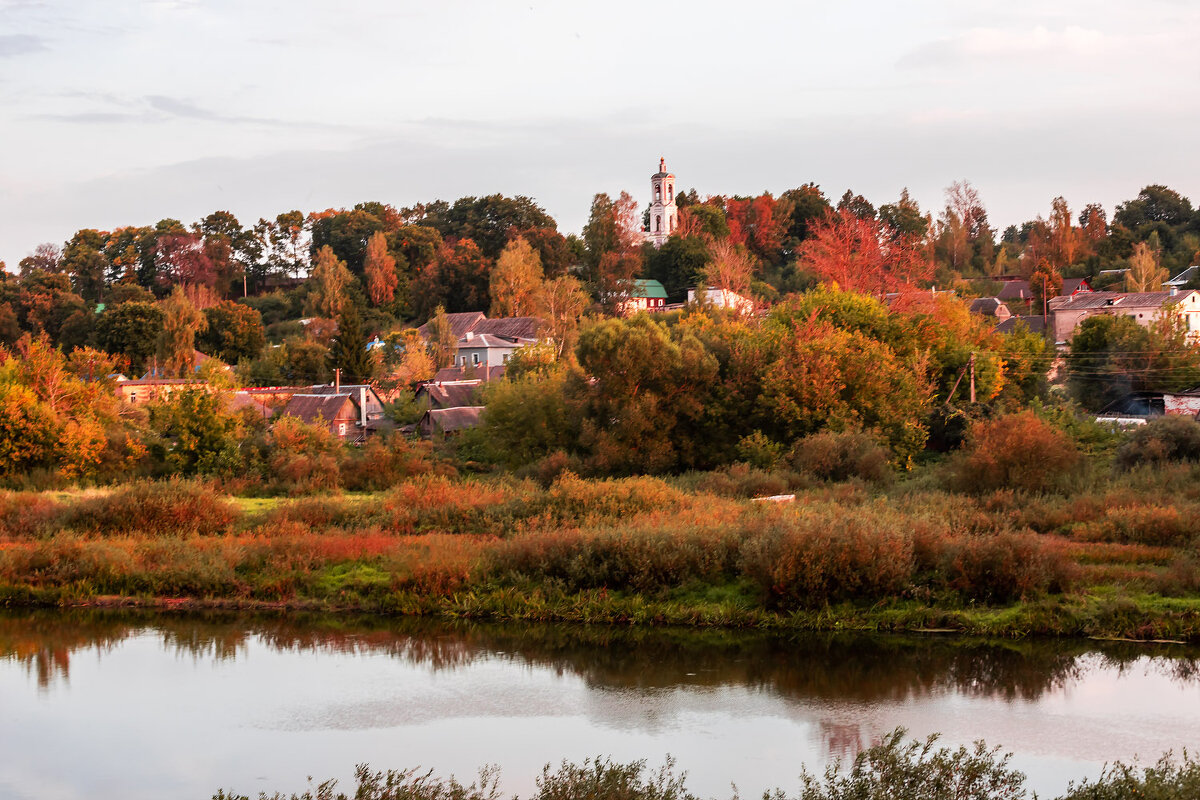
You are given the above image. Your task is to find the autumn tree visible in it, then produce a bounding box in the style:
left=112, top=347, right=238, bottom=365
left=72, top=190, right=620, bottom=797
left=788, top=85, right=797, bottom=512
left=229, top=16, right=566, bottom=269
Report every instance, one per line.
left=157, top=286, right=208, bottom=378
left=1126, top=237, right=1167, bottom=292
left=1028, top=260, right=1062, bottom=313
left=363, top=231, right=399, bottom=307
left=490, top=237, right=544, bottom=318
left=1049, top=196, right=1086, bottom=268
left=425, top=306, right=457, bottom=370
left=540, top=276, right=590, bottom=360
left=799, top=209, right=933, bottom=296
left=304, top=245, right=354, bottom=320
left=704, top=239, right=754, bottom=310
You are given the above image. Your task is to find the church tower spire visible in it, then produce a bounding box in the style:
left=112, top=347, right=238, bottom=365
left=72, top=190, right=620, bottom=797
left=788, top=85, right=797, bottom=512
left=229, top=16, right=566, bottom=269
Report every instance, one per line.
left=647, top=156, right=677, bottom=248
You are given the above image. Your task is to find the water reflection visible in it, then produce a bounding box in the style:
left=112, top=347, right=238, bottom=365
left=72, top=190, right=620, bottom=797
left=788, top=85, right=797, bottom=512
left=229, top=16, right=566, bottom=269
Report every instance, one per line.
left=3, top=609, right=1200, bottom=800
left=3, top=608, right=1198, bottom=705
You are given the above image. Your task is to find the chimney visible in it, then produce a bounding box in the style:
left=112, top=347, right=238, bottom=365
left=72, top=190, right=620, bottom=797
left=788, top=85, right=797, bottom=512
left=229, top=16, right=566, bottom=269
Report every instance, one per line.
left=334, top=368, right=340, bottom=393
left=1171, top=286, right=1179, bottom=297
left=360, top=386, right=367, bottom=427
left=465, top=330, right=474, bottom=341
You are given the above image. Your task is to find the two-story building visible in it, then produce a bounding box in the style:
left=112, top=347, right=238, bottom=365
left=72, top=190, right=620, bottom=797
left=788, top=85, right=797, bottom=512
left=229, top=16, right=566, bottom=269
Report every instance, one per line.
left=1048, top=289, right=1200, bottom=344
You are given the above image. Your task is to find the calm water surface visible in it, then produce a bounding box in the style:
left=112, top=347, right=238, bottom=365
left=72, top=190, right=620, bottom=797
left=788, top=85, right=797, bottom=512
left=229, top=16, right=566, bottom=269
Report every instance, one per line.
left=2, top=610, right=1200, bottom=799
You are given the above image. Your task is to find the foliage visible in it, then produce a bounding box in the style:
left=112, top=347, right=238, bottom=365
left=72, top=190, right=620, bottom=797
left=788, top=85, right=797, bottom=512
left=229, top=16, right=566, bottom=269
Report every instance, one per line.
left=94, top=300, right=164, bottom=375
left=268, top=415, right=341, bottom=494
left=304, top=245, right=355, bottom=320
left=147, top=389, right=243, bottom=476
left=489, top=237, right=544, bottom=318
left=950, top=412, right=1080, bottom=494
left=157, top=286, right=208, bottom=378
left=789, top=429, right=891, bottom=483
left=1117, top=416, right=1200, bottom=469
left=201, top=301, right=266, bottom=364
left=328, top=303, right=373, bottom=384
left=1066, top=313, right=1200, bottom=412
left=799, top=208, right=933, bottom=296
left=785, top=729, right=1027, bottom=800
left=363, top=230, right=399, bottom=307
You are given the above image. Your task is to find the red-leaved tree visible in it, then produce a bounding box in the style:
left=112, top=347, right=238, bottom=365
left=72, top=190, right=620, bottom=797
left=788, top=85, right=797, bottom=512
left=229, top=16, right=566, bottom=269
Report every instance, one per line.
left=799, top=209, right=933, bottom=296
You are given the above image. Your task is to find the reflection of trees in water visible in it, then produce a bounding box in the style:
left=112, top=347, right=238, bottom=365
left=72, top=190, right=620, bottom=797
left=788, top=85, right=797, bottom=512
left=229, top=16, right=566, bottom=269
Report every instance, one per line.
left=3, top=609, right=1199, bottom=706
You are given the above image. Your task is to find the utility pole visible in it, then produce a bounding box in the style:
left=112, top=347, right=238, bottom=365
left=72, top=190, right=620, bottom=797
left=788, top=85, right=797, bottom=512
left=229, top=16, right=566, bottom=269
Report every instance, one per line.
left=968, top=352, right=976, bottom=404
left=1042, top=274, right=1049, bottom=330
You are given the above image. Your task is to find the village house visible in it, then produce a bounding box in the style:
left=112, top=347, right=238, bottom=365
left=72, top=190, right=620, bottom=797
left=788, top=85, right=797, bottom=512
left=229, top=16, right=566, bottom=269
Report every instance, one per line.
left=417, top=406, right=485, bottom=438
left=415, top=381, right=482, bottom=410
left=416, top=313, right=542, bottom=368
left=279, top=392, right=365, bottom=441
left=689, top=287, right=755, bottom=314
left=968, top=297, right=1012, bottom=322
left=620, top=279, right=669, bottom=315
left=116, top=378, right=207, bottom=405
left=997, top=276, right=1092, bottom=307
left=308, top=383, right=387, bottom=421
left=1048, top=289, right=1200, bottom=344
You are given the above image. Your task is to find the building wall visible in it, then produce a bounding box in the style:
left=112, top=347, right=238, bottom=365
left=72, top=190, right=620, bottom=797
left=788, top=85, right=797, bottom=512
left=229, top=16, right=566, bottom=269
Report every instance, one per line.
left=456, top=345, right=516, bottom=368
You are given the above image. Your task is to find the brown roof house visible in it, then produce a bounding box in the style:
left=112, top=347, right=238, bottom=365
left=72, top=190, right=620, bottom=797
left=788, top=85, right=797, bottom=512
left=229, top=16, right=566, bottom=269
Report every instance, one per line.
left=415, top=381, right=482, bottom=410
left=1048, top=289, right=1200, bottom=344
left=417, top=406, right=484, bottom=438
left=969, top=297, right=1012, bottom=321
left=417, top=313, right=542, bottom=368
left=280, top=393, right=366, bottom=441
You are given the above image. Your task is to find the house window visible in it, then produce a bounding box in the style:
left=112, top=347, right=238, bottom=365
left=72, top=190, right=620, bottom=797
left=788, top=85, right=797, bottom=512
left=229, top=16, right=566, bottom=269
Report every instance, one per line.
left=472, top=353, right=480, bottom=365
left=130, top=393, right=137, bottom=403
left=502, top=353, right=510, bottom=363
left=338, top=422, right=346, bottom=436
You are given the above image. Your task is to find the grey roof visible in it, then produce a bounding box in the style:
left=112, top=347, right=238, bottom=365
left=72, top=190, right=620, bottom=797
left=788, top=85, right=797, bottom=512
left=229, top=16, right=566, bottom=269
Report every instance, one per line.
left=969, top=297, right=1008, bottom=316
left=994, top=315, right=1047, bottom=335
left=996, top=278, right=1090, bottom=302
left=1166, top=266, right=1200, bottom=286
left=473, top=316, right=542, bottom=340
left=416, top=311, right=486, bottom=341
left=420, top=406, right=484, bottom=433
left=458, top=332, right=529, bottom=348
left=1048, top=291, right=1190, bottom=311
left=432, top=365, right=505, bottom=383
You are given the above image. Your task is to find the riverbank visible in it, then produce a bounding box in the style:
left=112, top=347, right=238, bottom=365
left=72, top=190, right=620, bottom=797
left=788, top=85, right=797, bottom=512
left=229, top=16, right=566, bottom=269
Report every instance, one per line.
left=3, top=469, right=1200, bottom=641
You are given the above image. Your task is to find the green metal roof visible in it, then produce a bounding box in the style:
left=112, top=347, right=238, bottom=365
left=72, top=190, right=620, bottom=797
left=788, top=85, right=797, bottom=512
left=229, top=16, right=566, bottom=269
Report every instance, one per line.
left=630, top=279, right=668, bottom=299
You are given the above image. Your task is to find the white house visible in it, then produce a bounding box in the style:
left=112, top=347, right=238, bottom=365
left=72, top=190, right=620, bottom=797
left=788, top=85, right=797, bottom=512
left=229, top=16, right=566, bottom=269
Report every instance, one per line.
left=689, top=287, right=755, bottom=314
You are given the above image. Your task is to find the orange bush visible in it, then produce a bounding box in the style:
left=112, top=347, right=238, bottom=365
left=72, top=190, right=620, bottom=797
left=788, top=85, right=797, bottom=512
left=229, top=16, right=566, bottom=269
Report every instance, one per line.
left=951, top=412, right=1081, bottom=494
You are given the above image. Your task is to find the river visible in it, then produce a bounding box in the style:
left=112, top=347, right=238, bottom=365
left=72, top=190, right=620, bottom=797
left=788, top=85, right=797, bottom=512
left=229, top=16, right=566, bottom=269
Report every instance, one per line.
left=1, top=609, right=1199, bottom=799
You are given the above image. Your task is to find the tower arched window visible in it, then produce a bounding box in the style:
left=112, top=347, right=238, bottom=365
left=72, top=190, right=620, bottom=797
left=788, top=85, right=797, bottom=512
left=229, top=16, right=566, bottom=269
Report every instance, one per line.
left=668, top=185, right=673, bottom=202
left=655, top=185, right=661, bottom=201
left=655, top=214, right=661, bottom=232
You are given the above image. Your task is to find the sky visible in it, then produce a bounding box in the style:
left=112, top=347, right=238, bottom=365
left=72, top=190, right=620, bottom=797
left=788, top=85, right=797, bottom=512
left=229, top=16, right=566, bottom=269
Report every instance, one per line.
left=1, top=0, right=1199, bottom=268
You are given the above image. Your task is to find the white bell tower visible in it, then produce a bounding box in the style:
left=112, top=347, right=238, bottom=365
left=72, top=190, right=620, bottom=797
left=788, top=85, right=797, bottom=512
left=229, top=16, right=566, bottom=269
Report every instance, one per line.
left=647, top=157, right=677, bottom=248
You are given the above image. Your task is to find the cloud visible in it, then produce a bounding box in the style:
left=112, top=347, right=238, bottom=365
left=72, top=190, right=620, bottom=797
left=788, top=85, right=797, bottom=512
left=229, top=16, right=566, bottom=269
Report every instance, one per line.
left=0, top=33, right=47, bottom=57
left=899, top=25, right=1113, bottom=68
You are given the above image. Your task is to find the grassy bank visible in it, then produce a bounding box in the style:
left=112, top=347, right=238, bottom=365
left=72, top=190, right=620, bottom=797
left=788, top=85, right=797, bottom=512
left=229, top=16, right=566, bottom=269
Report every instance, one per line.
left=3, top=468, right=1200, bottom=641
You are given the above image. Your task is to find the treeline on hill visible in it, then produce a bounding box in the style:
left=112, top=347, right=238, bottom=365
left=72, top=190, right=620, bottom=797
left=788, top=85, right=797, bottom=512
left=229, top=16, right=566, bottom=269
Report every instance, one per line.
left=1, top=182, right=1198, bottom=384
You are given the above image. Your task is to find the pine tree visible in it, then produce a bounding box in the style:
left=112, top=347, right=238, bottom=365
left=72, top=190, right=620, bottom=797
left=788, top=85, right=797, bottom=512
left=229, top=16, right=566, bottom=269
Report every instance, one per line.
left=327, top=303, right=373, bottom=384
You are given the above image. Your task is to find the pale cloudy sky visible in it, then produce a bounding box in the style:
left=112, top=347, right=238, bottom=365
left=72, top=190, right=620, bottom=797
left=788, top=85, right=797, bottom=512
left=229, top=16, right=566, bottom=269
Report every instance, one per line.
left=1, top=0, right=1198, bottom=267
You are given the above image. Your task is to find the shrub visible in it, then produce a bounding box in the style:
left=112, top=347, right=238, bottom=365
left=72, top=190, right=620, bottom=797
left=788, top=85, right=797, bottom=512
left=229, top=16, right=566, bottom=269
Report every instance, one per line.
left=950, top=412, right=1081, bottom=494
left=790, top=429, right=892, bottom=483
left=268, top=416, right=342, bottom=494
left=340, top=435, right=436, bottom=492
left=67, top=480, right=237, bottom=536
left=0, top=491, right=67, bottom=537
left=739, top=512, right=914, bottom=608
left=542, top=473, right=686, bottom=525
left=1116, top=415, right=1200, bottom=470
left=684, top=464, right=806, bottom=499
left=488, top=516, right=742, bottom=594
left=938, top=532, right=1076, bottom=603
left=1074, top=505, right=1196, bottom=547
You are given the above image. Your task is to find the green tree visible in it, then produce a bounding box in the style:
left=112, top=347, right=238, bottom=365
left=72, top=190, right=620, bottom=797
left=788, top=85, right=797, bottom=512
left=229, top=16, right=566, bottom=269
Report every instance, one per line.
left=328, top=302, right=373, bottom=383
left=94, top=300, right=165, bottom=375
left=1067, top=313, right=1200, bottom=411
left=156, top=287, right=207, bottom=378
left=1125, top=236, right=1167, bottom=292
left=147, top=389, right=242, bottom=476
left=424, top=194, right=557, bottom=258
left=200, top=301, right=266, bottom=364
